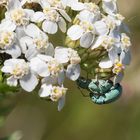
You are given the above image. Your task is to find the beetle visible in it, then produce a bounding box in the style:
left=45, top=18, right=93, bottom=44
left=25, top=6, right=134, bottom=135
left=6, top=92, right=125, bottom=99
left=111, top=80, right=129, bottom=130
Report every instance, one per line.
left=76, top=77, right=122, bottom=104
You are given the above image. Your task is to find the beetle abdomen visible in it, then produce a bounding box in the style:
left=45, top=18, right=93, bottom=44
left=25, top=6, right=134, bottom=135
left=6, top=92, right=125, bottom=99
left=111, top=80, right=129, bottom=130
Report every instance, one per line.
left=90, top=83, right=122, bottom=104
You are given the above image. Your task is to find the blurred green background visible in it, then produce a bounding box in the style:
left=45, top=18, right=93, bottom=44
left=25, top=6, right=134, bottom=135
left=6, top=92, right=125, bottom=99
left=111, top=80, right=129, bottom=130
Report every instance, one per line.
left=1, top=0, right=140, bottom=139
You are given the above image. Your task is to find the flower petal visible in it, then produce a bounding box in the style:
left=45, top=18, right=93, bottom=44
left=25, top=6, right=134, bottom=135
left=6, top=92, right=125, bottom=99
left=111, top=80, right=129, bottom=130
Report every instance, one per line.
left=91, top=36, right=104, bottom=50
left=54, top=47, right=69, bottom=63
left=120, top=50, right=131, bottom=65
left=58, top=71, right=65, bottom=85
left=30, top=57, right=50, bottom=77
left=58, top=95, right=65, bottom=111
left=42, top=21, right=58, bottom=34
left=94, top=21, right=108, bottom=35
left=20, top=73, right=38, bottom=92
left=25, top=47, right=38, bottom=60
left=45, top=43, right=54, bottom=57
left=67, top=25, right=83, bottom=40
left=59, top=10, right=71, bottom=22
left=19, top=36, right=33, bottom=53
left=80, top=32, right=94, bottom=48
left=78, top=10, right=96, bottom=23
left=1, top=66, right=13, bottom=73
left=0, top=20, right=16, bottom=31
left=99, top=58, right=113, bottom=68
left=24, top=23, right=41, bottom=38
left=114, top=72, right=124, bottom=84
left=39, top=84, right=52, bottom=97
left=71, top=2, right=85, bottom=11
left=6, top=45, right=21, bottom=58
left=7, top=76, right=18, bottom=87
left=31, top=12, right=45, bottom=22
left=66, top=64, right=81, bottom=81
left=102, top=0, right=118, bottom=15
left=108, top=47, right=118, bottom=64
left=58, top=17, right=66, bottom=33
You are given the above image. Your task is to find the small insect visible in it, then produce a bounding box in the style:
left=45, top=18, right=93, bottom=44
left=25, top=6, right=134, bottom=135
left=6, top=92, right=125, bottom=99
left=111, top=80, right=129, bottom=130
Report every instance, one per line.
left=76, top=77, right=122, bottom=104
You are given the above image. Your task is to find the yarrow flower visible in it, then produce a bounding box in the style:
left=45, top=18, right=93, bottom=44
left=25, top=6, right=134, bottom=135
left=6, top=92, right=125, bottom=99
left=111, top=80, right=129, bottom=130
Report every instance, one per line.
left=0, top=0, right=131, bottom=110
left=1, top=59, right=38, bottom=92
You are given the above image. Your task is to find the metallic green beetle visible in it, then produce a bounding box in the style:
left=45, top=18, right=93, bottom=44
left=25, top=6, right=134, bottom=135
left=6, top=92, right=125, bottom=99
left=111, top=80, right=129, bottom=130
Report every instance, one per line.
left=76, top=77, right=122, bottom=104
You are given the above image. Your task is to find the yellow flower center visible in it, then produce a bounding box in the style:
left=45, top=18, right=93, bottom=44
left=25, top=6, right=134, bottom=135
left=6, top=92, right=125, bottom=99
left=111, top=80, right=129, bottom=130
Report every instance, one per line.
left=50, top=86, right=67, bottom=101
left=104, top=17, right=116, bottom=29
left=48, top=59, right=63, bottom=76
left=33, top=38, right=48, bottom=51
left=68, top=48, right=81, bottom=64
left=102, top=36, right=115, bottom=49
left=121, top=33, right=131, bottom=48
left=80, top=21, right=93, bottom=32
left=12, top=62, right=29, bottom=79
left=85, top=3, right=100, bottom=13
left=113, top=61, right=124, bottom=74
left=11, top=9, right=28, bottom=26
left=47, top=0, right=63, bottom=9
left=0, top=31, right=15, bottom=49
left=43, top=8, right=59, bottom=22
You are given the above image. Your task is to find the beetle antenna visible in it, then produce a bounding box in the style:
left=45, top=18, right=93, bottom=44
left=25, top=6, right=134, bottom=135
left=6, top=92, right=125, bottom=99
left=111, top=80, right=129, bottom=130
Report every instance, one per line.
left=77, top=86, right=89, bottom=97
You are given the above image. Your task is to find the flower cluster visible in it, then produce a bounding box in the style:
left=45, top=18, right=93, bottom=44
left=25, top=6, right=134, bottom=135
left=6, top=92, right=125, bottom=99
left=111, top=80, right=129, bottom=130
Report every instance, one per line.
left=0, top=0, right=131, bottom=110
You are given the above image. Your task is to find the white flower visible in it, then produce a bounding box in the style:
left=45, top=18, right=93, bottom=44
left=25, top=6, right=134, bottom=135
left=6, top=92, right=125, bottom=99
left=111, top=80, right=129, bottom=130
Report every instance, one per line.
left=20, top=23, right=54, bottom=60
left=54, top=47, right=81, bottom=80
left=5, top=0, right=34, bottom=28
left=1, top=59, right=38, bottom=92
left=67, top=10, right=108, bottom=48
left=103, top=14, right=125, bottom=30
left=99, top=56, right=129, bottom=84
left=55, top=47, right=81, bottom=64
left=30, top=54, right=65, bottom=85
left=32, top=9, right=66, bottom=34
left=0, top=20, right=21, bottom=58
left=103, top=15, right=117, bottom=30
left=39, top=84, right=67, bottom=111
left=99, top=58, right=113, bottom=69
left=99, top=58, right=124, bottom=84
left=31, top=0, right=71, bottom=34
left=112, top=60, right=125, bottom=74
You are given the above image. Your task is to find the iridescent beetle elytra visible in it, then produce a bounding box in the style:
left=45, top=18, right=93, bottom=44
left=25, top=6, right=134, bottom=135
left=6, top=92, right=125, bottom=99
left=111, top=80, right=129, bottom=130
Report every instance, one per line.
left=76, top=77, right=122, bottom=104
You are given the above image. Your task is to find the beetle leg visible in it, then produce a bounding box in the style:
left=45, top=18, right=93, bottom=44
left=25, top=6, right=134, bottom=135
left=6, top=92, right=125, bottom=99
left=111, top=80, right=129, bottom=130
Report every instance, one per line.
left=90, top=93, right=105, bottom=104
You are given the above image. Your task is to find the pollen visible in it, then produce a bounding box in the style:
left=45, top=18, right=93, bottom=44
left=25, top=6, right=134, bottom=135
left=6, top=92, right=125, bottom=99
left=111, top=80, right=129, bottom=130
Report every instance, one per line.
left=113, top=61, right=124, bottom=74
